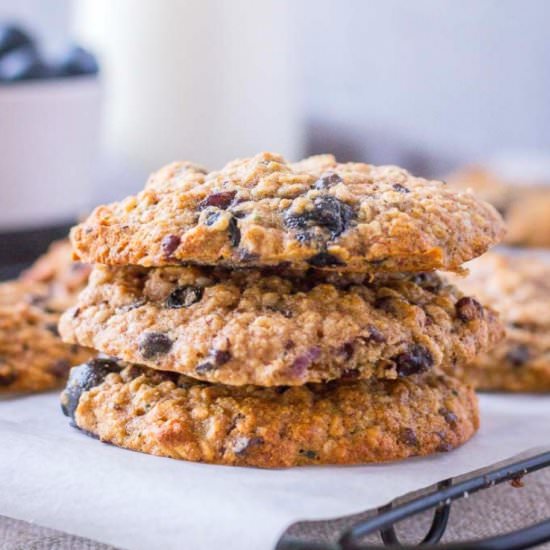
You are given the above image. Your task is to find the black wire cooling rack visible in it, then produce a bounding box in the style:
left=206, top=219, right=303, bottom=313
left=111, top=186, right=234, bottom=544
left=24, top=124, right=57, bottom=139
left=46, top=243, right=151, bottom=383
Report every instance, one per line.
left=277, top=448, right=550, bottom=550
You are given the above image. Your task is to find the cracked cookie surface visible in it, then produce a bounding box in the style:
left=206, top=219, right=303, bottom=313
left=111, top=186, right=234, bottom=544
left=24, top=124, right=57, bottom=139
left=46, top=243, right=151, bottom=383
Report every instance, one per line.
left=70, top=152, right=504, bottom=273
left=62, top=359, right=479, bottom=468
left=59, top=265, right=503, bottom=386
left=448, top=250, right=550, bottom=391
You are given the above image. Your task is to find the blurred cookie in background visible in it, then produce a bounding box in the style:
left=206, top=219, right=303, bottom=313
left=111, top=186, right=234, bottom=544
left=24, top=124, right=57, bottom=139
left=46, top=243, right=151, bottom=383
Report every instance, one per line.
left=0, top=287, right=93, bottom=393
left=19, top=239, right=90, bottom=311
left=447, top=249, right=550, bottom=392
left=447, top=164, right=550, bottom=248
left=0, top=240, right=92, bottom=393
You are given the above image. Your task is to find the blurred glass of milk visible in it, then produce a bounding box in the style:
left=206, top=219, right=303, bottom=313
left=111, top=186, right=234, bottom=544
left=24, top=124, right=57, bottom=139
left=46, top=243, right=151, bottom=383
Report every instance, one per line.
left=73, top=0, right=303, bottom=189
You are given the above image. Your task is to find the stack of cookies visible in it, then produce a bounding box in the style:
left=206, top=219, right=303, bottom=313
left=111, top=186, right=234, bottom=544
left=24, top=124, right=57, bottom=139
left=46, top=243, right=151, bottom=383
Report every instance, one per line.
left=59, top=153, right=504, bottom=467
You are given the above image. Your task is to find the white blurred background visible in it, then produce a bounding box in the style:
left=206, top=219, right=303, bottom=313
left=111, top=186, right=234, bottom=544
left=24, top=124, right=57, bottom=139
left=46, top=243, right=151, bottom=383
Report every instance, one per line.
left=1, top=0, right=550, bottom=224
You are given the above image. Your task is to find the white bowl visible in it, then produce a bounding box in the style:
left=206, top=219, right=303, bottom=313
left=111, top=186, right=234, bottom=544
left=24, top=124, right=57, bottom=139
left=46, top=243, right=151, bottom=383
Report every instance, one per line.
left=0, top=77, right=101, bottom=231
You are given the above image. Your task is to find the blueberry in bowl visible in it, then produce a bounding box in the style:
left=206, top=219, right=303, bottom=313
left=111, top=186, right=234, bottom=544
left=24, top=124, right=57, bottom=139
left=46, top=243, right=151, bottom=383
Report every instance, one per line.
left=0, top=45, right=51, bottom=82
left=0, top=22, right=99, bottom=83
left=0, top=24, right=33, bottom=57
left=55, top=46, right=99, bottom=77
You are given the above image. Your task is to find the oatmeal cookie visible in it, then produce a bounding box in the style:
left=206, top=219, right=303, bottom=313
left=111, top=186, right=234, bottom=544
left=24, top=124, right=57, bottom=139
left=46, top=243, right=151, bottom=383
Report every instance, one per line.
left=505, top=191, right=550, bottom=248
left=61, top=359, right=479, bottom=468
left=19, top=239, right=90, bottom=311
left=447, top=167, right=513, bottom=217
left=70, top=153, right=504, bottom=273
left=0, top=241, right=92, bottom=393
left=59, top=265, right=503, bottom=386
left=448, top=166, right=550, bottom=248
left=0, top=281, right=93, bottom=393
left=447, top=250, right=550, bottom=391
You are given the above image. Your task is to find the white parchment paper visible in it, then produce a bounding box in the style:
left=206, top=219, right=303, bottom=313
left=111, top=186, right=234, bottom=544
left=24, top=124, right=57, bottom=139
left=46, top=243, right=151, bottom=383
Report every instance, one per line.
left=0, top=392, right=548, bottom=550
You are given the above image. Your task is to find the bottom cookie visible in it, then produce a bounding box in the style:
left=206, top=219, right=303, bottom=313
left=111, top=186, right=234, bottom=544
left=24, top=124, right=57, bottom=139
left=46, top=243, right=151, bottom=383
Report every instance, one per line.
left=62, top=359, right=479, bottom=468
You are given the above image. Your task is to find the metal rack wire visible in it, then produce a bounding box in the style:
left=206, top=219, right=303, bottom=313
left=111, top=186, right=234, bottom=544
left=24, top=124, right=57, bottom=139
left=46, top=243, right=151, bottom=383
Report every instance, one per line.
left=278, top=449, right=550, bottom=550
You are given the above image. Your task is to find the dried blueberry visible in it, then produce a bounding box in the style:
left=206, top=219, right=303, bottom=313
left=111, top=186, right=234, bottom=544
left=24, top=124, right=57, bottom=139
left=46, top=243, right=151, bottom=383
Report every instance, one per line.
left=313, top=195, right=354, bottom=237
left=70, top=262, right=88, bottom=273
left=196, top=361, right=215, bottom=374
left=228, top=216, right=241, bottom=247
left=165, top=286, right=203, bottom=309
left=161, top=234, right=181, bottom=258
left=138, top=332, right=173, bottom=359
left=314, top=172, right=343, bottom=190
left=399, top=427, right=418, bottom=447
left=0, top=46, right=50, bottom=82
left=436, top=439, right=453, bottom=453
left=205, top=211, right=220, bottom=226
left=61, top=358, right=121, bottom=420
left=366, top=326, right=386, bottom=343
left=232, top=210, right=248, bottom=219
left=28, top=294, right=48, bottom=308
left=196, top=349, right=231, bottom=374
left=299, top=449, right=318, bottom=460
left=198, top=191, right=236, bottom=210
left=55, top=46, right=99, bottom=77
left=49, top=359, right=71, bottom=379
left=45, top=322, right=60, bottom=336
left=439, top=408, right=458, bottom=426
left=0, top=369, right=17, bottom=386
left=455, top=296, right=484, bottom=322
left=374, top=296, right=396, bottom=313
left=307, top=252, right=345, bottom=267
left=506, top=344, right=531, bottom=367
left=392, top=345, right=433, bottom=377
left=392, top=183, right=410, bottom=193
left=290, top=347, right=322, bottom=376
left=0, top=25, right=32, bottom=57
left=284, top=195, right=355, bottom=240
left=213, top=350, right=231, bottom=365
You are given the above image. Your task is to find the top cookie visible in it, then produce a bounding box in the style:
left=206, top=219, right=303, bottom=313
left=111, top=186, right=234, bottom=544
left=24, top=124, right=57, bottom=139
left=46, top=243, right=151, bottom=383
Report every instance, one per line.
left=71, top=153, right=504, bottom=273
